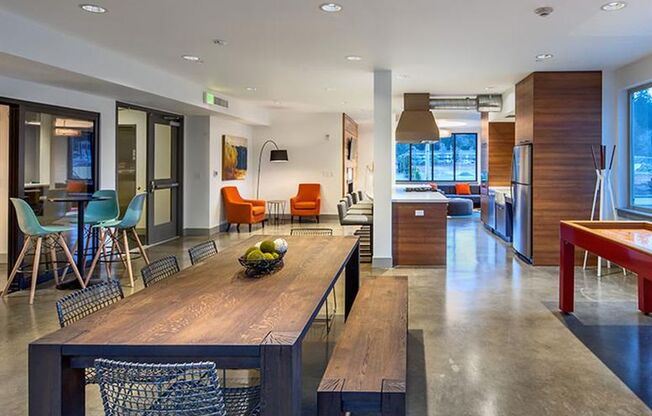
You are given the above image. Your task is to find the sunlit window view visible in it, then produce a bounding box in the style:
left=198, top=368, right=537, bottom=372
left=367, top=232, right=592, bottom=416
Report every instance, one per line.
left=630, top=85, right=652, bottom=209
left=395, top=133, right=477, bottom=182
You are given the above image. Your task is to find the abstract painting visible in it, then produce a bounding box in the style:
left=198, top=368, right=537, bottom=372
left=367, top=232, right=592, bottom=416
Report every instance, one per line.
left=222, top=135, right=248, bottom=180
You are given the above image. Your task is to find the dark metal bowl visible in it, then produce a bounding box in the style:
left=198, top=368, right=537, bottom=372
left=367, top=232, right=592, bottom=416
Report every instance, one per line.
left=238, top=252, right=286, bottom=277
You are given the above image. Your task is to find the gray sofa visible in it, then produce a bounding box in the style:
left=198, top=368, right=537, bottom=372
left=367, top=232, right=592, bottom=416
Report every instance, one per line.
left=437, top=184, right=481, bottom=208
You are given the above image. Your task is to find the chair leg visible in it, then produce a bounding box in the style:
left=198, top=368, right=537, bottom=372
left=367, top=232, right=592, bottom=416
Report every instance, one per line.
left=332, top=285, right=337, bottom=313
left=58, top=233, right=86, bottom=289
left=28, top=237, right=43, bottom=305
left=85, top=229, right=107, bottom=285
left=2, top=237, right=32, bottom=297
left=236, top=224, right=240, bottom=233
left=316, top=215, right=320, bottom=223
left=101, top=235, right=112, bottom=280
left=122, top=230, right=134, bottom=287
left=249, top=224, right=252, bottom=233
left=107, top=228, right=128, bottom=269
left=325, top=294, right=331, bottom=333
left=131, top=228, right=150, bottom=265
left=48, top=237, right=60, bottom=285
left=226, top=223, right=231, bottom=232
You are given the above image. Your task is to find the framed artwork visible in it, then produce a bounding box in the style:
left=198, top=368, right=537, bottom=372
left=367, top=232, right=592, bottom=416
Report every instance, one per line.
left=222, top=135, right=248, bottom=180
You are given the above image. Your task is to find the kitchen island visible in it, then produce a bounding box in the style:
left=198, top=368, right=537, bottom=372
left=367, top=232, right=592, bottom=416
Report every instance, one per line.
left=392, top=187, right=449, bottom=266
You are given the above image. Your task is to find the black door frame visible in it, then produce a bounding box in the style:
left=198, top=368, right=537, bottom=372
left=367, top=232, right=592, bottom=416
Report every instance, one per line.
left=0, top=97, right=100, bottom=288
left=115, top=102, right=184, bottom=245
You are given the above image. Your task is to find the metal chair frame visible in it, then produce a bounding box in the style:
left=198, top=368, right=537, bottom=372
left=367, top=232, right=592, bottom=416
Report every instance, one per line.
left=189, top=240, right=218, bottom=265
left=141, top=255, right=180, bottom=288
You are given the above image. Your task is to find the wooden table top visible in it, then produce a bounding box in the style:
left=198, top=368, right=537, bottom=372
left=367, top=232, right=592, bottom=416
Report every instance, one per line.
left=34, top=235, right=359, bottom=349
left=561, top=220, right=652, bottom=256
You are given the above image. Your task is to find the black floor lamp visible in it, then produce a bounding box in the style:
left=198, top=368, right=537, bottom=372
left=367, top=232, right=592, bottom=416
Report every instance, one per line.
left=256, top=139, right=288, bottom=199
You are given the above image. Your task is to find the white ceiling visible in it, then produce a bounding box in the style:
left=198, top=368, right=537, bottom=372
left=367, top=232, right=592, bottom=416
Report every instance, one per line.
left=1, top=0, right=652, bottom=118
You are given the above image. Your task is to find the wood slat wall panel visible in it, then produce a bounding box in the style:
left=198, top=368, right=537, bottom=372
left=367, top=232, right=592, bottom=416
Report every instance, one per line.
left=488, top=122, right=515, bottom=186
left=516, top=71, right=602, bottom=266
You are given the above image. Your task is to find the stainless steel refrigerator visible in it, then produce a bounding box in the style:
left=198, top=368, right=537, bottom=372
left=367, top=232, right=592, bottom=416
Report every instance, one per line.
left=511, top=143, right=532, bottom=262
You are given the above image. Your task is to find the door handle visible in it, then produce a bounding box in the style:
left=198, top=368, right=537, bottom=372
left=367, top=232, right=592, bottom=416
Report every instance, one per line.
left=150, top=182, right=179, bottom=191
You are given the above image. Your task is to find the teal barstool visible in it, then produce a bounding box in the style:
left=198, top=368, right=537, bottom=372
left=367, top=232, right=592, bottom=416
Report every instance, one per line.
left=85, top=193, right=149, bottom=287
left=2, top=198, right=85, bottom=304
left=81, top=190, right=119, bottom=271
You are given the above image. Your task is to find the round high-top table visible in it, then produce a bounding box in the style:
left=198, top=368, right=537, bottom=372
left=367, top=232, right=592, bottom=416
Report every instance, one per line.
left=48, top=193, right=111, bottom=288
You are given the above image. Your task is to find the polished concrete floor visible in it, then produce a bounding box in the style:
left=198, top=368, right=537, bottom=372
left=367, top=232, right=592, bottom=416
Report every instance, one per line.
left=1, top=217, right=651, bottom=415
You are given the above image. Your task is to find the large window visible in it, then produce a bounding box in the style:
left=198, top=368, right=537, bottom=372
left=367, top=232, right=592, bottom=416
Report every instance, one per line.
left=630, top=85, right=652, bottom=210
left=395, top=133, right=478, bottom=182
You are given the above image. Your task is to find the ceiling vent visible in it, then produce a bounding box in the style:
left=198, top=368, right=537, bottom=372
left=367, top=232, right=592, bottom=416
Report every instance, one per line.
left=534, top=6, right=554, bottom=17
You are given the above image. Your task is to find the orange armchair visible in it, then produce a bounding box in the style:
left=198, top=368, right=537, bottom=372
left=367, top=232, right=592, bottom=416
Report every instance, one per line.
left=290, top=183, right=321, bottom=223
left=221, top=186, right=266, bottom=232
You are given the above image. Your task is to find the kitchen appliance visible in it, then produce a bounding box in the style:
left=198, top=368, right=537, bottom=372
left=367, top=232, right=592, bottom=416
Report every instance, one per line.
left=511, top=143, right=532, bottom=262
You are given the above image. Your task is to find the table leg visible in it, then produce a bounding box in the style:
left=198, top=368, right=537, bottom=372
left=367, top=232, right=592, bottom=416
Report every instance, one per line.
left=345, top=242, right=360, bottom=319
left=29, top=344, right=85, bottom=416
left=76, top=202, right=86, bottom=275
left=260, top=332, right=302, bottom=416
left=559, top=239, right=575, bottom=313
left=638, top=276, right=652, bottom=314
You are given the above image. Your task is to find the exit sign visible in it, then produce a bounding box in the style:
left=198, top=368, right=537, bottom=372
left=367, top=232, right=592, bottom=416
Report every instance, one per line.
left=203, top=92, right=229, bottom=108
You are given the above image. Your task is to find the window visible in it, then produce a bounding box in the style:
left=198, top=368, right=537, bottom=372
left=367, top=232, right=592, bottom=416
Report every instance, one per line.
left=630, top=85, right=652, bottom=210
left=395, top=133, right=478, bottom=182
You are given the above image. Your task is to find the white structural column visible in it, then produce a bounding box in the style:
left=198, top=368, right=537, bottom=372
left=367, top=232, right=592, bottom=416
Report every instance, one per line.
left=372, top=70, right=393, bottom=268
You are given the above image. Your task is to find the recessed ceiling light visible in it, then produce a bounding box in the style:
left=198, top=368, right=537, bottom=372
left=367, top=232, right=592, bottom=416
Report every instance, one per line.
left=182, top=55, right=202, bottom=62
left=601, top=1, right=627, bottom=11
left=485, top=86, right=495, bottom=91
left=395, top=74, right=410, bottom=80
left=246, top=87, right=257, bottom=92
left=213, top=39, right=228, bottom=46
left=346, top=55, right=362, bottom=61
left=325, top=87, right=336, bottom=92
left=536, top=53, right=553, bottom=61
left=79, top=4, right=107, bottom=13
left=319, top=3, right=343, bottom=12
left=534, top=6, right=554, bottom=17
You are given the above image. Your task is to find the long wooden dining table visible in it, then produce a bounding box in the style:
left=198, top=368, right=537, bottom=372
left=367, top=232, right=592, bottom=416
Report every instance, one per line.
left=29, top=235, right=360, bottom=416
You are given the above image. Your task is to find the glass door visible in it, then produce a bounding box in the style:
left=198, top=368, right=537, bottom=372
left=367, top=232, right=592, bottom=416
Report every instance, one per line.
left=146, top=113, right=181, bottom=244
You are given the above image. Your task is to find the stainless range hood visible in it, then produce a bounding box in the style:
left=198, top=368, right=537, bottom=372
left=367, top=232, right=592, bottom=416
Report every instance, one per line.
left=395, top=93, right=439, bottom=143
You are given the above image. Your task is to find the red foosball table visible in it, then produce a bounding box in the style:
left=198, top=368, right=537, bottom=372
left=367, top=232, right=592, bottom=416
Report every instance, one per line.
left=559, top=221, right=652, bottom=314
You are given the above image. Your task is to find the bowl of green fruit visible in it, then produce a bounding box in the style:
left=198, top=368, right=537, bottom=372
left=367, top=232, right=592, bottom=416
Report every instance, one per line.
left=238, top=238, right=288, bottom=277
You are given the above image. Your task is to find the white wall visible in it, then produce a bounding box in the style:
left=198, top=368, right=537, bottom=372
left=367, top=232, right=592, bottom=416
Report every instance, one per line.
left=0, top=105, right=8, bottom=260
left=357, top=122, right=375, bottom=197
left=604, top=54, right=652, bottom=212
left=0, top=75, right=117, bottom=189
left=183, top=116, right=211, bottom=230
left=253, top=111, right=343, bottom=215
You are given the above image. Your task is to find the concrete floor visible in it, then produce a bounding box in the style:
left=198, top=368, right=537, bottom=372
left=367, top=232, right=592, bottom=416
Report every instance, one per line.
left=1, top=217, right=651, bottom=415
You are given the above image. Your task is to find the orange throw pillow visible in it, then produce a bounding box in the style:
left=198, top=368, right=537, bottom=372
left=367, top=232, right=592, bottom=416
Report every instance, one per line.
left=455, top=183, right=471, bottom=195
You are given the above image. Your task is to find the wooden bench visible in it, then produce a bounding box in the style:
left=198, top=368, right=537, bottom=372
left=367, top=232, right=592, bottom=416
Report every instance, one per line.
left=317, top=276, right=408, bottom=415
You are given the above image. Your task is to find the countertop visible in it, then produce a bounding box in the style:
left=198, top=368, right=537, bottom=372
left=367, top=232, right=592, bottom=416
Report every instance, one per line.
left=392, top=186, right=449, bottom=203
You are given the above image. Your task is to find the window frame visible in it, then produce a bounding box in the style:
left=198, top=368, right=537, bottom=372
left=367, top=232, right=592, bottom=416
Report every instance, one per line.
left=395, top=132, right=478, bottom=183
left=628, top=82, right=652, bottom=213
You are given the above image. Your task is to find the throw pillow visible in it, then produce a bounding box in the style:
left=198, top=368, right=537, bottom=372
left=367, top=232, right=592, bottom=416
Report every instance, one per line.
left=455, top=183, right=471, bottom=195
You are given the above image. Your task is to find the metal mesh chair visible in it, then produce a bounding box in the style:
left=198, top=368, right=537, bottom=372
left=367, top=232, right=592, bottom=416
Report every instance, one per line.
left=56, top=280, right=124, bottom=384
left=95, top=359, right=227, bottom=416
left=56, top=280, right=124, bottom=328
left=223, top=385, right=261, bottom=416
left=289, top=228, right=333, bottom=237
left=141, top=256, right=180, bottom=288
left=290, top=228, right=337, bottom=331
left=189, top=240, right=218, bottom=265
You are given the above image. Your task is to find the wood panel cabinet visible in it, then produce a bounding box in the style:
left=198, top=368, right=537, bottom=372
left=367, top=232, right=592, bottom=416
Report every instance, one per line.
left=515, top=71, right=602, bottom=266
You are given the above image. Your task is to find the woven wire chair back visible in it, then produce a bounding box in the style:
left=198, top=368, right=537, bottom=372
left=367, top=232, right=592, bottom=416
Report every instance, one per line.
left=290, top=228, right=334, bottom=236
left=188, top=240, right=218, bottom=265
left=141, top=256, right=180, bottom=288
left=95, top=359, right=227, bottom=416
left=224, top=385, right=261, bottom=416
left=56, top=280, right=124, bottom=328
